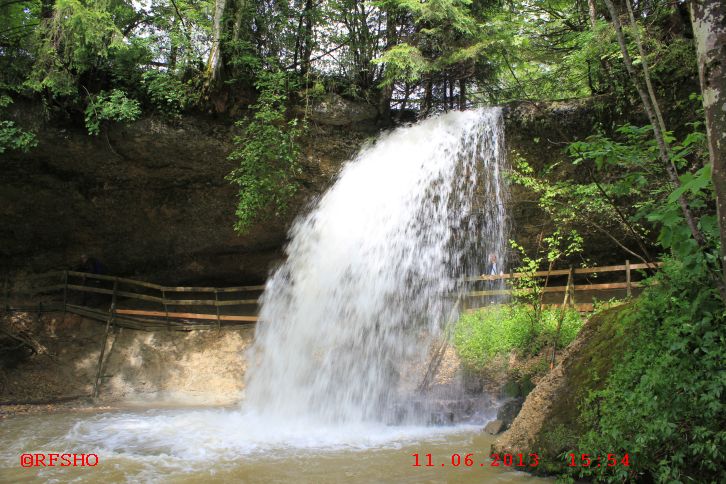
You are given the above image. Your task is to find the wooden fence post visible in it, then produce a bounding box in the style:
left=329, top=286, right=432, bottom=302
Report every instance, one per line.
left=214, top=289, right=221, bottom=331
left=562, top=267, right=572, bottom=311
left=111, top=277, right=118, bottom=312
left=162, top=288, right=170, bottom=327
left=93, top=278, right=117, bottom=400
left=626, top=259, right=632, bottom=298
left=551, top=266, right=575, bottom=369
left=61, top=270, right=68, bottom=324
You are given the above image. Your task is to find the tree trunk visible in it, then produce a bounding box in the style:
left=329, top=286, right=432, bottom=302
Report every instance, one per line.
left=587, top=0, right=597, bottom=28
left=301, top=0, right=315, bottom=76
left=690, top=0, right=726, bottom=291
left=205, top=0, right=227, bottom=90
left=422, top=78, right=433, bottom=118
left=399, top=82, right=409, bottom=117
left=448, top=76, right=455, bottom=110
left=625, top=0, right=667, bottom=135
left=442, top=77, right=448, bottom=111
left=458, top=78, right=466, bottom=111
left=169, top=15, right=179, bottom=71
left=378, top=7, right=397, bottom=122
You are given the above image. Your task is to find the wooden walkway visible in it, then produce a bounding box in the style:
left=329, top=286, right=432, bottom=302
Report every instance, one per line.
left=2, top=271, right=268, bottom=399
left=3, top=260, right=662, bottom=327
left=3, top=271, right=263, bottom=331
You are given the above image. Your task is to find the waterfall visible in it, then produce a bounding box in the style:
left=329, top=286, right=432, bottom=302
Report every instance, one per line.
left=243, top=108, right=509, bottom=424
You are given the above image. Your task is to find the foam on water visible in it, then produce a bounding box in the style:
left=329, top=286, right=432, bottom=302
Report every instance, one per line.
left=0, top=409, right=479, bottom=472
left=1, top=409, right=545, bottom=484
left=58, top=409, right=479, bottom=459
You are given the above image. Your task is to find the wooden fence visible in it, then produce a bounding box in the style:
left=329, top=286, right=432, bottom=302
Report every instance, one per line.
left=2, top=271, right=267, bottom=399
left=3, top=270, right=263, bottom=331
left=463, top=260, right=662, bottom=312
left=3, top=262, right=660, bottom=399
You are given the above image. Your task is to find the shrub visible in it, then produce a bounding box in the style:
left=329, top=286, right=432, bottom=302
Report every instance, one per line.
left=226, top=71, right=304, bottom=232
left=141, top=70, right=193, bottom=117
left=454, top=303, right=583, bottom=369
left=84, top=89, right=141, bottom=135
left=0, top=93, right=36, bottom=153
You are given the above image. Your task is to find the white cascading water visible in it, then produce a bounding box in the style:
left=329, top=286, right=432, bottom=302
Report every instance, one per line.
left=244, top=107, right=509, bottom=424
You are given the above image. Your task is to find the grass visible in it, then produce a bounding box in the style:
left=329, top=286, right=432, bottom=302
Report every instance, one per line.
left=453, top=303, right=584, bottom=369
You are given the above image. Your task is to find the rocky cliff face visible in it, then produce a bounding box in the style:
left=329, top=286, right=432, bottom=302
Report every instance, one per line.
left=1, top=96, right=379, bottom=285
left=1, top=96, right=623, bottom=285
left=501, top=99, right=633, bottom=266
left=0, top=97, right=633, bottom=407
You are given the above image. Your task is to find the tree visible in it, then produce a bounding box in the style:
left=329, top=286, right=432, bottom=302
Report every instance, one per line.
left=204, top=0, right=258, bottom=101
left=601, top=0, right=726, bottom=301
left=690, top=0, right=726, bottom=291
left=374, top=0, right=496, bottom=114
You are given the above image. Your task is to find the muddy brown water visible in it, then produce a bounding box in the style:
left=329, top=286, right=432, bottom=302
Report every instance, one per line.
left=0, top=407, right=549, bottom=483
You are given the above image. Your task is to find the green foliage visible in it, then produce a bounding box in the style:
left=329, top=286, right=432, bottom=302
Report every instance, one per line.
left=0, top=94, right=36, bottom=154
left=513, top=119, right=714, bottom=270
left=0, top=120, right=37, bottom=154
left=375, top=0, right=493, bottom=99
left=140, top=71, right=193, bottom=117
left=374, top=44, right=429, bottom=86
left=84, top=89, right=141, bottom=136
left=482, top=1, right=598, bottom=102
left=226, top=71, right=305, bottom=232
left=479, top=0, right=698, bottom=105
left=454, top=304, right=583, bottom=368
left=28, top=0, right=132, bottom=97
left=509, top=152, right=631, bottom=241
left=303, top=80, right=326, bottom=102
left=570, top=259, right=726, bottom=482
left=567, top=120, right=716, bottom=266
left=509, top=229, right=583, bottom=309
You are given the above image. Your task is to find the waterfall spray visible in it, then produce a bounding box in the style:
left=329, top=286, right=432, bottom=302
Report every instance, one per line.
left=244, top=108, right=509, bottom=424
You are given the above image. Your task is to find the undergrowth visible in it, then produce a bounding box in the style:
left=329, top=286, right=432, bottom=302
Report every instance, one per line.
left=453, top=303, right=583, bottom=369
left=565, top=259, right=726, bottom=482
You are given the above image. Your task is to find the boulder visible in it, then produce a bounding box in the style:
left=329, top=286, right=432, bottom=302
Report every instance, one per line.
left=497, top=397, right=525, bottom=428
left=484, top=397, right=524, bottom=435
left=308, top=93, right=378, bottom=126
left=484, top=419, right=505, bottom=435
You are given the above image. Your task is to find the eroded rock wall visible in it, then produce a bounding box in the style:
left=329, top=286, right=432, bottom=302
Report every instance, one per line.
left=1, top=97, right=379, bottom=285
left=0, top=311, right=255, bottom=405
left=491, top=305, right=633, bottom=474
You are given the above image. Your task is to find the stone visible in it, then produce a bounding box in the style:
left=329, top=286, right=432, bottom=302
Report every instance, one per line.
left=496, top=397, right=525, bottom=429
left=308, top=93, right=378, bottom=126
left=1, top=101, right=378, bottom=284
left=484, top=419, right=505, bottom=435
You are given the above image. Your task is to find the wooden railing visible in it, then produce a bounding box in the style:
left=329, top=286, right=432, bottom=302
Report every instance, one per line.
left=2, top=271, right=267, bottom=399
left=3, top=270, right=264, bottom=330
left=463, top=260, right=662, bottom=312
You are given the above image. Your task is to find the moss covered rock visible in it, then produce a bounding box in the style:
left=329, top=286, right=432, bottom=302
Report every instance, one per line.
left=491, top=304, right=634, bottom=475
